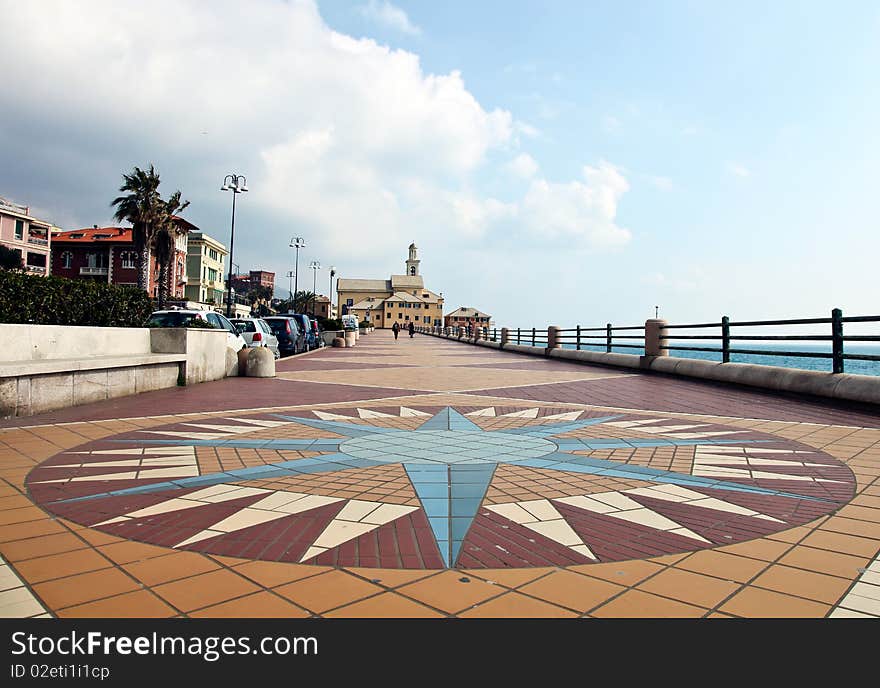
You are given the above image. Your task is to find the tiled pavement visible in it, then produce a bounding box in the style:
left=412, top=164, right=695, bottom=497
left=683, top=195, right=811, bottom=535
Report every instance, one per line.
left=1, top=331, right=879, bottom=618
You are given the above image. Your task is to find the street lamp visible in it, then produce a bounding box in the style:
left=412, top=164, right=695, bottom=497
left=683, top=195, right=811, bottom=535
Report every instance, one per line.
left=221, top=173, right=248, bottom=317
left=286, top=270, right=295, bottom=305
left=308, top=260, right=320, bottom=316
left=289, top=237, right=305, bottom=311
left=328, top=265, right=336, bottom=320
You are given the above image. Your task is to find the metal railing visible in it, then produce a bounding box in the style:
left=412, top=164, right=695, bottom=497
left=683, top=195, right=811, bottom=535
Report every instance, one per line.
left=659, top=309, right=880, bottom=374
left=417, top=308, right=880, bottom=375
left=555, top=324, right=645, bottom=353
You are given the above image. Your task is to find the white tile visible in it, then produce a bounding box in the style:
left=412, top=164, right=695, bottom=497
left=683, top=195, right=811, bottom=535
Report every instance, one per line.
left=275, top=494, right=342, bottom=514
left=0, top=566, right=24, bottom=592
left=136, top=466, right=199, bottom=479
left=829, top=607, right=875, bottom=618
left=587, top=492, right=640, bottom=511
left=485, top=502, right=538, bottom=524
left=839, top=594, right=880, bottom=616
left=518, top=499, right=562, bottom=521
left=525, top=519, right=582, bottom=547
left=250, top=491, right=310, bottom=511
left=206, top=508, right=288, bottom=533
left=465, top=408, right=496, bottom=417
left=360, top=504, right=418, bottom=525
left=0, top=587, right=45, bottom=618
left=556, top=495, right=617, bottom=514
left=310, top=520, right=377, bottom=550
left=849, top=582, right=880, bottom=602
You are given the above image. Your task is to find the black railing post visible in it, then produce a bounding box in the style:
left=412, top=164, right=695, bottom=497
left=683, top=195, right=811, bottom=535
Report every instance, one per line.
left=832, top=308, right=844, bottom=373
left=532, top=327, right=536, bottom=347
left=606, top=323, right=612, bottom=353
left=516, top=327, right=520, bottom=345
left=721, top=316, right=730, bottom=363
left=576, top=325, right=581, bottom=351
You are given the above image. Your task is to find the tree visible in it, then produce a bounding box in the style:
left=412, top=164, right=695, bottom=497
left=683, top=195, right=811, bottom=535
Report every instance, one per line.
left=111, top=165, right=162, bottom=292
left=0, top=245, right=23, bottom=271
left=152, top=190, right=189, bottom=309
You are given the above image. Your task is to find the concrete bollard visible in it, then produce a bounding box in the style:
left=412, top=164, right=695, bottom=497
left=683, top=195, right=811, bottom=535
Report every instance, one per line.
left=237, top=347, right=250, bottom=375
left=332, top=337, right=345, bottom=347
left=500, top=327, right=509, bottom=346
left=344, top=331, right=356, bottom=348
left=644, top=319, right=669, bottom=357
left=225, top=347, right=240, bottom=377
left=547, top=325, right=561, bottom=349
left=246, top=347, right=276, bottom=377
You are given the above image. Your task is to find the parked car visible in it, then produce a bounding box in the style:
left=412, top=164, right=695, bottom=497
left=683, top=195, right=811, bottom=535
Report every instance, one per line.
left=231, top=318, right=280, bottom=359
left=147, top=309, right=247, bottom=351
left=291, top=314, right=317, bottom=350
left=310, top=319, right=324, bottom=348
left=262, top=316, right=306, bottom=357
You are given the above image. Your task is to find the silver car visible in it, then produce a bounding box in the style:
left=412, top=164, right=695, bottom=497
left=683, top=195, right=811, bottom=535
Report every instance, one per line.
left=231, top=318, right=280, bottom=358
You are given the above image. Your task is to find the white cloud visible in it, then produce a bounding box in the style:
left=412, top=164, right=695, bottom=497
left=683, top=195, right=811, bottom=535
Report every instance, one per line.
left=727, top=162, right=751, bottom=178
left=507, top=153, right=539, bottom=179
left=0, top=0, right=634, bottom=276
left=358, top=0, right=421, bottom=36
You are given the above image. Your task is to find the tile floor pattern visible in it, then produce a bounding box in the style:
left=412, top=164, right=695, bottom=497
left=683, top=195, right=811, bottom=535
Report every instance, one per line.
left=0, top=331, right=878, bottom=618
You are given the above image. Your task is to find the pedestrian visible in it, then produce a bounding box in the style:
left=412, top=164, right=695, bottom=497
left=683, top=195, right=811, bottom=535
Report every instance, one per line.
left=408, top=321, right=415, bottom=338
left=392, top=321, right=400, bottom=340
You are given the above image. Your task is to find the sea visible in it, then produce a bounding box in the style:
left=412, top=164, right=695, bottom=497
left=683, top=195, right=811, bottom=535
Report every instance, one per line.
left=558, top=342, right=880, bottom=377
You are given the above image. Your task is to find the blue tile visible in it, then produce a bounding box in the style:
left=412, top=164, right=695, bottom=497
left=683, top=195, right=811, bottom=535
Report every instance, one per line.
left=415, top=483, right=448, bottom=499
left=420, top=498, right=449, bottom=517
left=451, top=518, right=473, bottom=540
left=451, top=498, right=482, bottom=517
left=428, top=518, right=449, bottom=540
left=450, top=483, right=488, bottom=499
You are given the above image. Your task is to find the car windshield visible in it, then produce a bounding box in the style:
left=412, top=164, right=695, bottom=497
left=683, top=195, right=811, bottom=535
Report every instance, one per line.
left=233, top=320, right=256, bottom=332
left=147, top=312, right=200, bottom=327
left=264, top=319, right=289, bottom=335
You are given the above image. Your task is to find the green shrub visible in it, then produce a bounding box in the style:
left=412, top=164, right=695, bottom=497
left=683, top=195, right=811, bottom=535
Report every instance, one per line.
left=316, top=315, right=342, bottom=331
left=0, top=270, right=153, bottom=327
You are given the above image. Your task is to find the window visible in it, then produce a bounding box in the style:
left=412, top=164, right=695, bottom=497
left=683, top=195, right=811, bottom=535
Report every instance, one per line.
left=424, top=316, right=430, bottom=323
left=121, top=251, right=136, bottom=269
left=60, top=251, right=73, bottom=269
left=410, top=266, right=416, bottom=275
left=86, top=252, right=108, bottom=268
left=404, top=315, right=409, bottom=321
left=14, top=220, right=24, bottom=240
left=398, top=313, right=403, bottom=319
left=27, top=252, right=46, bottom=268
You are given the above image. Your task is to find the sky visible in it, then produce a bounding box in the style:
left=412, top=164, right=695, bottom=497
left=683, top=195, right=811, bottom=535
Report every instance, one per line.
left=0, top=0, right=878, bottom=328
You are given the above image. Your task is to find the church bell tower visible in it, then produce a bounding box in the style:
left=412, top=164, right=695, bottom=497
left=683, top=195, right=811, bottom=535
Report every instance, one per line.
left=406, top=242, right=420, bottom=276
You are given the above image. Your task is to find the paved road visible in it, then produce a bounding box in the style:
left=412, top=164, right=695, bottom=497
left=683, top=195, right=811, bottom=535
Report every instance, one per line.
left=1, top=331, right=878, bottom=618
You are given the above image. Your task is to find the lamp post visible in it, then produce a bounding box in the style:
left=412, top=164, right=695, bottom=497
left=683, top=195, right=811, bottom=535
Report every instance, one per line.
left=289, top=237, right=305, bottom=311
left=286, top=270, right=294, bottom=306
left=221, top=174, right=248, bottom=317
left=308, top=260, right=320, bottom=316
left=328, top=265, right=336, bottom=320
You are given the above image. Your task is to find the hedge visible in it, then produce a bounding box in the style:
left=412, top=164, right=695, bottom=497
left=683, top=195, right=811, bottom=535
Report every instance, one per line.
left=0, top=270, right=153, bottom=327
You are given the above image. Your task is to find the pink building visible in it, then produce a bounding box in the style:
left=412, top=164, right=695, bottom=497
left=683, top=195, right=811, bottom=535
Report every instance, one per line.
left=0, top=195, right=57, bottom=276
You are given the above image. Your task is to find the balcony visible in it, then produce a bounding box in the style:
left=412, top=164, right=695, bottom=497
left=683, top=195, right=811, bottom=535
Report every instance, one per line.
left=25, top=265, right=46, bottom=274
left=80, top=266, right=109, bottom=276
left=27, top=236, right=49, bottom=246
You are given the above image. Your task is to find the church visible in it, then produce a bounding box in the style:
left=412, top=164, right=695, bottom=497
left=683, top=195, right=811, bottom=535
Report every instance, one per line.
left=336, top=243, right=445, bottom=329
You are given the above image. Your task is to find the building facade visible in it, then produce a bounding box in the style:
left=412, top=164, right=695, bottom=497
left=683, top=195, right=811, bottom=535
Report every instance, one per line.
left=444, top=307, right=494, bottom=328
left=336, top=244, right=444, bottom=329
left=0, top=195, right=57, bottom=276
left=51, top=219, right=190, bottom=298
left=185, top=232, right=228, bottom=306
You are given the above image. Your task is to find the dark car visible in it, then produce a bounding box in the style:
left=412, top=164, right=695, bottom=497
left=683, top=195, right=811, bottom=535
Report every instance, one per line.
left=291, top=314, right=317, bottom=350
left=262, top=316, right=306, bottom=357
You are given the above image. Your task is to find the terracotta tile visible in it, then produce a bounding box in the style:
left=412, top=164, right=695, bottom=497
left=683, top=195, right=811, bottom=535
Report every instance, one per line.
left=720, top=587, right=830, bottom=618
left=675, top=550, right=769, bottom=584
left=518, top=570, right=624, bottom=612
left=122, top=552, right=220, bottom=586
left=153, top=569, right=261, bottom=612
left=461, top=567, right=554, bottom=589
left=396, top=570, right=502, bottom=614
left=234, top=561, right=328, bottom=588
left=778, top=546, right=869, bottom=580
left=274, top=570, right=384, bottom=614
left=325, top=592, right=445, bottom=618
left=0, top=519, right=67, bottom=543
left=647, top=553, right=690, bottom=565
left=97, top=540, right=173, bottom=565
left=752, top=565, right=853, bottom=604
left=819, top=516, right=880, bottom=541
left=800, top=530, right=880, bottom=557
left=716, top=538, right=791, bottom=561
left=190, top=591, right=311, bottom=618
left=459, top=592, right=578, bottom=618
left=0, top=532, right=89, bottom=562
left=210, top=555, right=252, bottom=567
left=33, top=568, right=140, bottom=610
left=569, top=560, right=664, bottom=587
left=592, top=589, right=706, bottom=618
left=637, top=568, right=740, bottom=609
left=0, top=507, right=53, bottom=526
left=344, top=567, right=436, bottom=589
left=14, top=549, right=113, bottom=584
left=58, top=590, right=176, bottom=618
left=74, top=527, right=125, bottom=547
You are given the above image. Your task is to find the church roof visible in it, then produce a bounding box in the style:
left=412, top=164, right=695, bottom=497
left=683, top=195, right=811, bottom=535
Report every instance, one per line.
left=336, top=278, right=390, bottom=291
left=390, top=274, right=424, bottom=289
left=349, top=297, right=387, bottom=310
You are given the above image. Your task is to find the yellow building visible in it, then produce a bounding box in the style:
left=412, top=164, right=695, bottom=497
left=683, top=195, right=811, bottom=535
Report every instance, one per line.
left=337, top=243, right=444, bottom=329
left=184, top=232, right=228, bottom=306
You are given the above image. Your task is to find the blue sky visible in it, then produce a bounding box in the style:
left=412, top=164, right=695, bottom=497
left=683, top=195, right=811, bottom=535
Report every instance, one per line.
left=0, top=0, right=878, bottom=327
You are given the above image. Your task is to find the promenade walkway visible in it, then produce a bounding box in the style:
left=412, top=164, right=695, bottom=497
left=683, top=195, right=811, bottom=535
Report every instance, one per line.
left=1, top=330, right=879, bottom=618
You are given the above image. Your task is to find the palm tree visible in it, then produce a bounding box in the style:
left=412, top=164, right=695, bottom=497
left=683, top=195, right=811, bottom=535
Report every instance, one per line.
left=111, top=165, right=162, bottom=292
left=293, top=290, right=315, bottom=313
left=152, top=190, right=190, bottom=308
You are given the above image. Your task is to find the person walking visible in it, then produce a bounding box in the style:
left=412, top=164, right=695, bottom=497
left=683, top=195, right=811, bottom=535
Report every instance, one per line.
left=392, top=321, right=400, bottom=340
left=408, top=321, right=415, bottom=338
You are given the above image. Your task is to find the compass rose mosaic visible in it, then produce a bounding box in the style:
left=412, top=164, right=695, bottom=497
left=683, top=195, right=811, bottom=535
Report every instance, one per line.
left=26, top=405, right=856, bottom=570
